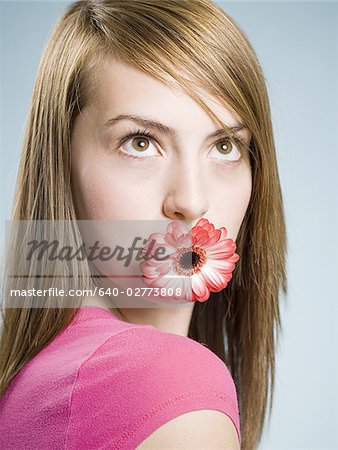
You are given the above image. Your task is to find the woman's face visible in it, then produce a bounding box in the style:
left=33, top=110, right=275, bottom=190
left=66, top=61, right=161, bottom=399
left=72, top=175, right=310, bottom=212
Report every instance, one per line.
left=71, top=59, right=252, bottom=241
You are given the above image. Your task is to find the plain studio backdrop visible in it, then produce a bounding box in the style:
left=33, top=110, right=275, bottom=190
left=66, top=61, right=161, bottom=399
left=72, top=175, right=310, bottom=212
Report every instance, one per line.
left=0, top=1, right=337, bottom=449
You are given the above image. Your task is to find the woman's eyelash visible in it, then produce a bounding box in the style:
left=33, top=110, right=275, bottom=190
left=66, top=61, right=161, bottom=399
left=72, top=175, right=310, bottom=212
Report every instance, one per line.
left=116, top=127, right=248, bottom=160
left=118, top=127, right=154, bottom=146
left=115, top=128, right=155, bottom=160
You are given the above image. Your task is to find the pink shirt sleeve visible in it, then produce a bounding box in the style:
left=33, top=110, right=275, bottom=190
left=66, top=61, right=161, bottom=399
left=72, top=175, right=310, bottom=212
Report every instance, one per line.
left=66, top=326, right=241, bottom=449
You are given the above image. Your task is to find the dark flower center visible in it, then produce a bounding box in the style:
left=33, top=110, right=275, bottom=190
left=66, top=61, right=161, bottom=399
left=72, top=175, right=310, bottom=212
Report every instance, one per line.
left=179, top=251, right=200, bottom=269
left=172, top=246, right=207, bottom=277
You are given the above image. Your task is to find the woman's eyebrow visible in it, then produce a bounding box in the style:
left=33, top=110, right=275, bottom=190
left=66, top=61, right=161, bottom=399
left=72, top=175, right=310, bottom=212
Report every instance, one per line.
left=103, top=114, right=247, bottom=139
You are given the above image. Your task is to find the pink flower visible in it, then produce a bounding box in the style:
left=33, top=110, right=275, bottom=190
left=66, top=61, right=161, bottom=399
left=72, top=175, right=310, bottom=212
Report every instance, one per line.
left=139, top=218, right=240, bottom=302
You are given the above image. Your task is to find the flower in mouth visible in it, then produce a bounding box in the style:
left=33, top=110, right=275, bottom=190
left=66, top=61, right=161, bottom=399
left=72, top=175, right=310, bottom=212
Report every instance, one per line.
left=139, top=218, right=240, bottom=302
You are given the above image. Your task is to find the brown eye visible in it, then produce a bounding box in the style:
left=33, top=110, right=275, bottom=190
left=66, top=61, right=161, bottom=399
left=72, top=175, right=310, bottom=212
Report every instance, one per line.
left=216, top=140, right=233, bottom=154
left=131, top=137, right=150, bottom=152
left=209, top=137, right=242, bottom=164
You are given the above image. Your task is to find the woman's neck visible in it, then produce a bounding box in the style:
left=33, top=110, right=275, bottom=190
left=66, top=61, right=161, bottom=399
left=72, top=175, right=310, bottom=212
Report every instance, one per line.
left=81, top=294, right=195, bottom=337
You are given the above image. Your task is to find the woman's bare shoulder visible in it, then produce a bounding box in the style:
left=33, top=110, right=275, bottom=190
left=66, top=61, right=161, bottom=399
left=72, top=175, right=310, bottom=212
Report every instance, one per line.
left=136, top=408, right=240, bottom=450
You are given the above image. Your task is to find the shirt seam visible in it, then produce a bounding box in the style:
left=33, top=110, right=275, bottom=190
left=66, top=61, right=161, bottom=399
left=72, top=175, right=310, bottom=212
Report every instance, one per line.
left=71, top=315, right=119, bottom=325
left=63, top=326, right=146, bottom=450
left=111, top=389, right=240, bottom=449
left=47, top=315, right=140, bottom=349
left=63, top=326, right=239, bottom=449
left=70, top=314, right=155, bottom=329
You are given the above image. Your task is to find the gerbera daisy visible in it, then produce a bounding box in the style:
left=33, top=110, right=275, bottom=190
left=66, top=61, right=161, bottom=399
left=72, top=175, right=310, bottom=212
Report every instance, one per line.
left=139, top=218, right=240, bottom=302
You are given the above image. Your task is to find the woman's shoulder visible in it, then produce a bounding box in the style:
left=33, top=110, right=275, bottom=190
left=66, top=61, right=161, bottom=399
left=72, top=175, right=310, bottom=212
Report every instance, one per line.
left=65, top=309, right=241, bottom=448
left=74, top=310, right=239, bottom=407
left=67, top=308, right=235, bottom=390
left=103, top=323, right=238, bottom=399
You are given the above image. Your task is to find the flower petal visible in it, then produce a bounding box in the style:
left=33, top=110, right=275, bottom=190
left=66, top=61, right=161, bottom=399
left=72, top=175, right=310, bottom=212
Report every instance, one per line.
left=205, top=240, right=237, bottom=258
left=194, top=218, right=209, bottom=228
left=207, top=257, right=236, bottom=272
left=192, top=273, right=210, bottom=302
left=167, top=221, right=188, bottom=241
left=199, top=263, right=227, bottom=291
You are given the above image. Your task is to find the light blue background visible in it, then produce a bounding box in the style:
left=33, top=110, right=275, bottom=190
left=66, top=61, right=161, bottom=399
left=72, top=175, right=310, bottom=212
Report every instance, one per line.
left=0, top=1, right=337, bottom=449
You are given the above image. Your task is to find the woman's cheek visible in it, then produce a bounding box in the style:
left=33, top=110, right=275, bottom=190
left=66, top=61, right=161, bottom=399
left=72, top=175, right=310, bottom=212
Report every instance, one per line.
left=211, top=165, right=252, bottom=239
left=230, top=169, right=252, bottom=238
left=78, top=163, right=148, bottom=220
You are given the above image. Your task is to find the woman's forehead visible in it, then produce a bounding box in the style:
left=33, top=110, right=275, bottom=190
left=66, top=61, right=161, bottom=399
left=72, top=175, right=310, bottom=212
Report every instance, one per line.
left=88, top=59, right=247, bottom=138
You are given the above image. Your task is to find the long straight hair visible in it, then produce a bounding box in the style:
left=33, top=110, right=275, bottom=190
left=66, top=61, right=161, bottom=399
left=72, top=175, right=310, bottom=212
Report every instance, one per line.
left=0, top=1, right=288, bottom=448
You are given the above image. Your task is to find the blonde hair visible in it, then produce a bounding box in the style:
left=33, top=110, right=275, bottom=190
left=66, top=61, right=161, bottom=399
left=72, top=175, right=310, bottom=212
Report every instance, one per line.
left=0, top=1, right=287, bottom=448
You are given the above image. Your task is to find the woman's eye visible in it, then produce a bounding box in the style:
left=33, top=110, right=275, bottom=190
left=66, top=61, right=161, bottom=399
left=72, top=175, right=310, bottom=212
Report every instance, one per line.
left=117, top=131, right=243, bottom=163
left=209, top=139, right=241, bottom=162
left=120, top=135, right=159, bottom=158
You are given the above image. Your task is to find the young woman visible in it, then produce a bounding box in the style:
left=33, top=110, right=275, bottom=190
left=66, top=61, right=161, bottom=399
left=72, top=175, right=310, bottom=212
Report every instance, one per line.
left=0, top=1, right=287, bottom=449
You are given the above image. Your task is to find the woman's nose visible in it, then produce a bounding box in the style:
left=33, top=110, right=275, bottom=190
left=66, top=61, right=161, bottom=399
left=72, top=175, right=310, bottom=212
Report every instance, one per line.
left=163, top=159, right=209, bottom=222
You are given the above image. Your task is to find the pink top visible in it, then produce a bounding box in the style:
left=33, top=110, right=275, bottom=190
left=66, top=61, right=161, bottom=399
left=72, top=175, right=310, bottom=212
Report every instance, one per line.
left=0, top=306, right=241, bottom=449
